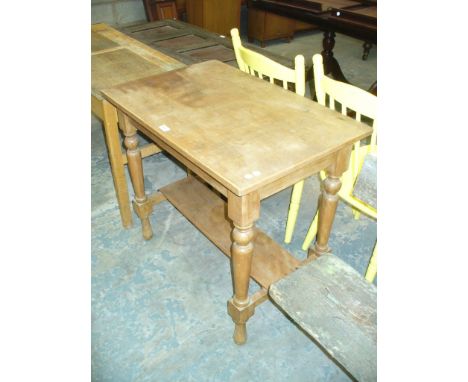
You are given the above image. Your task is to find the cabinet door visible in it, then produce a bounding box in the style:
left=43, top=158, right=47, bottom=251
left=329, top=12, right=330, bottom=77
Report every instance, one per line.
left=187, top=0, right=241, bottom=36
left=143, top=0, right=178, bottom=21
left=248, top=7, right=294, bottom=44
left=157, top=1, right=178, bottom=20
left=263, top=11, right=294, bottom=40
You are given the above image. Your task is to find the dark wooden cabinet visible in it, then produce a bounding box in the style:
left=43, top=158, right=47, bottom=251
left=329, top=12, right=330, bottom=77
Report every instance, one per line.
left=143, top=0, right=178, bottom=22
left=186, top=0, right=241, bottom=36
left=247, top=1, right=317, bottom=46
left=248, top=6, right=294, bottom=46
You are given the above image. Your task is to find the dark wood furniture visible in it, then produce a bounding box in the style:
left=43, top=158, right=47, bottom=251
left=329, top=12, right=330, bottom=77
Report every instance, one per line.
left=121, top=19, right=295, bottom=69
left=186, top=0, right=242, bottom=36
left=250, top=0, right=377, bottom=92
left=101, top=60, right=372, bottom=345
left=247, top=0, right=317, bottom=46
left=143, top=0, right=179, bottom=22
left=248, top=6, right=294, bottom=46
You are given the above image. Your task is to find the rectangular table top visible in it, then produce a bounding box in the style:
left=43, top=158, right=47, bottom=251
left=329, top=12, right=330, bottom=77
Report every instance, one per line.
left=102, top=60, right=372, bottom=196
left=91, top=23, right=185, bottom=99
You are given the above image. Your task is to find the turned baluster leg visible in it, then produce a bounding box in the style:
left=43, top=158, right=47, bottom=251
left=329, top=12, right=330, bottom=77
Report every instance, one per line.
left=309, top=147, right=351, bottom=258
left=362, top=41, right=372, bottom=60
left=119, top=112, right=153, bottom=240
left=321, top=30, right=348, bottom=84
left=322, top=30, right=336, bottom=69
left=227, top=191, right=260, bottom=345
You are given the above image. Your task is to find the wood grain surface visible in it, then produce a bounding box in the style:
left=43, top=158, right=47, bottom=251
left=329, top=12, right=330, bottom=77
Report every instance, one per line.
left=270, top=254, right=377, bottom=382
left=91, top=23, right=185, bottom=99
left=102, top=60, right=372, bottom=196
left=160, top=176, right=300, bottom=287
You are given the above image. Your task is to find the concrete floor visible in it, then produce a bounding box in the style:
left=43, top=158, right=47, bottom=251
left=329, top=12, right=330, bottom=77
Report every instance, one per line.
left=92, top=27, right=377, bottom=382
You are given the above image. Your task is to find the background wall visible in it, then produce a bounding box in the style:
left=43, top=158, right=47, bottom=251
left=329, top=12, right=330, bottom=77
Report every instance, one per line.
left=91, top=0, right=147, bottom=26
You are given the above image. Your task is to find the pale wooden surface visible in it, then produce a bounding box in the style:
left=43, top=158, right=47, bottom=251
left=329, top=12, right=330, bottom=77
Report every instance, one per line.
left=101, top=60, right=372, bottom=196
left=160, top=176, right=300, bottom=288
left=270, top=254, right=377, bottom=382
left=91, top=23, right=185, bottom=228
left=91, top=23, right=185, bottom=99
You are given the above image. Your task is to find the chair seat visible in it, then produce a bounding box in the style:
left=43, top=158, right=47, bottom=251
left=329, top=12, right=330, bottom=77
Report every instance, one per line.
left=269, top=254, right=377, bottom=382
left=353, top=152, right=377, bottom=209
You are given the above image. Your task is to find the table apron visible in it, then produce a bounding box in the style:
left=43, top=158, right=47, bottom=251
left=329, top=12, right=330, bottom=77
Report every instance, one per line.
left=127, top=113, right=350, bottom=201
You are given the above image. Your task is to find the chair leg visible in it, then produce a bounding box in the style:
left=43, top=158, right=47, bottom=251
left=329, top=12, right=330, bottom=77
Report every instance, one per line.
left=302, top=210, right=319, bottom=251
left=352, top=209, right=361, bottom=220
left=284, top=180, right=304, bottom=243
left=365, top=244, right=377, bottom=283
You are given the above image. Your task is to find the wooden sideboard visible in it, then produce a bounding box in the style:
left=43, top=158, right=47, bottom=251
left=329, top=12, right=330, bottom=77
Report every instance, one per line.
left=186, top=0, right=241, bottom=36
left=247, top=0, right=316, bottom=46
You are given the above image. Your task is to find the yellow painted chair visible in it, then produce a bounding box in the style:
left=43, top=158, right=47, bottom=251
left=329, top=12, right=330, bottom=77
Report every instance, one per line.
left=231, top=27, right=308, bottom=251
left=230, top=28, right=305, bottom=95
left=286, top=53, right=377, bottom=282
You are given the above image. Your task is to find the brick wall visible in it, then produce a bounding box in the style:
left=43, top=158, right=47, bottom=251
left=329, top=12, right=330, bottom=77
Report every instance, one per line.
left=91, top=0, right=147, bottom=26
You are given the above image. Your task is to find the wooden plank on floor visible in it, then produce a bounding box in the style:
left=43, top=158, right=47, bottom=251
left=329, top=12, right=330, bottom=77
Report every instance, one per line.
left=154, top=35, right=218, bottom=51
left=183, top=44, right=236, bottom=62
left=270, top=254, right=377, bottom=382
left=160, top=176, right=300, bottom=288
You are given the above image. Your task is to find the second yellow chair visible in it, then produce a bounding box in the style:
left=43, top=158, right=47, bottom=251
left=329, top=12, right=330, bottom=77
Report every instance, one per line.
left=285, top=53, right=378, bottom=282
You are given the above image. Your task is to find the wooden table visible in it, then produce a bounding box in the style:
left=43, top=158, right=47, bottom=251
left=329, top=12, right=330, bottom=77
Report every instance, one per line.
left=101, top=60, right=372, bottom=344
left=250, top=0, right=377, bottom=92
left=91, top=23, right=185, bottom=228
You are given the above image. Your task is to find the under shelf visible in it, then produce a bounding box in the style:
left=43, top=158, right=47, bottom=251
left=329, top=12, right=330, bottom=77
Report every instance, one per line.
left=160, top=176, right=300, bottom=288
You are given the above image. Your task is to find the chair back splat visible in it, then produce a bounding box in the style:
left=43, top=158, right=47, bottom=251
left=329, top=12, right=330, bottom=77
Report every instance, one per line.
left=231, top=28, right=305, bottom=95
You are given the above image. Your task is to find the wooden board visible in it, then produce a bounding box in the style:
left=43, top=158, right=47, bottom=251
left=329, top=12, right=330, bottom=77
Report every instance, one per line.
left=329, top=5, right=377, bottom=27
left=92, top=48, right=174, bottom=95
left=121, top=19, right=295, bottom=69
left=154, top=34, right=212, bottom=50
left=261, top=0, right=360, bottom=14
left=91, top=23, right=185, bottom=99
left=122, top=25, right=180, bottom=41
left=352, top=152, right=376, bottom=209
left=182, top=44, right=236, bottom=62
left=269, top=254, right=377, bottom=382
left=252, top=0, right=377, bottom=44
left=160, top=176, right=300, bottom=287
left=101, top=60, right=372, bottom=196
left=91, top=31, right=119, bottom=52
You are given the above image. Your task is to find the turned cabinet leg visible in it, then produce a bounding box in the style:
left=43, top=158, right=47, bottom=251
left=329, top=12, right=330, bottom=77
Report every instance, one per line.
left=362, top=41, right=372, bottom=60
left=321, top=30, right=348, bottom=84
left=227, top=191, right=260, bottom=345
left=309, top=147, right=351, bottom=258
left=119, top=111, right=153, bottom=240
left=321, top=30, right=336, bottom=74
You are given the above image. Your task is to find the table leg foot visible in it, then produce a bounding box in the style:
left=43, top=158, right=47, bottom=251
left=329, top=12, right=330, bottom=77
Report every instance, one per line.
left=132, top=199, right=154, bottom=240
left=233, top=324, right=247, bottom=345
left=227, top=298, right=255, bottom=345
